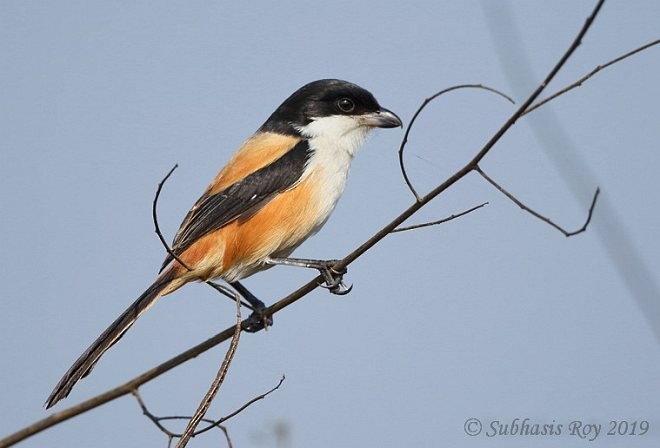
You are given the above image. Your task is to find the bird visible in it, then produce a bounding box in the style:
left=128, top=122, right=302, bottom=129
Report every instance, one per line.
left=45, top=79, right=402, bottom=408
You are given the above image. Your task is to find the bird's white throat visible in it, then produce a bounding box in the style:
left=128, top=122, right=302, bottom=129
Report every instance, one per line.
left=297, top=114, right=373, bottom=231
left=298, top=115, right=372, bottom=158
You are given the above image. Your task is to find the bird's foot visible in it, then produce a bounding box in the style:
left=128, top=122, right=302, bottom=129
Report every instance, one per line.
left=316, top=260, right=353, bottom=295
left=242, top=307, right=273, bottom=333
left=264, top=257, right=353, bottom=296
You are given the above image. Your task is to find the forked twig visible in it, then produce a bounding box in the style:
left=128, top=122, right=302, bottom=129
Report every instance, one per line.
left=131, top=376, right=284, bottom=447
left=390, top=202, right=488, bottom=233
left=475, top=166, right=600, bottom=237
left=399, top=84, right=515, bottom=201
left=192, top=376, right=285, bottom=436
left=132, top=389, right=178, bottom=444
left=524, top=39, right=660, bottom=116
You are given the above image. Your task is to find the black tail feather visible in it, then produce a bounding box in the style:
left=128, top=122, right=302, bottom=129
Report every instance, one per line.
left=45, top=271, right=176, bottom=409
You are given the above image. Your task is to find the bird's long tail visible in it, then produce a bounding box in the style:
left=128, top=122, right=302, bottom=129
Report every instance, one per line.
left=45, top=268, right=182, bottom=409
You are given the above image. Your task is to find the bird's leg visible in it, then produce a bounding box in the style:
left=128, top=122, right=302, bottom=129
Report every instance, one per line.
left=206, top=281, right=254, bottom=309
left=230, top=281, right=273, bottom=332
left=265, top=257, right=352, bottom=295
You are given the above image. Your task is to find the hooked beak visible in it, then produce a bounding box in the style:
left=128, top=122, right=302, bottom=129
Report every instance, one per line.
left=361, top=108, right=403, bottom=129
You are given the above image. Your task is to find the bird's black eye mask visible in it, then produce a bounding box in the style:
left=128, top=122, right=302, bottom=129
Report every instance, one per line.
left=307, top=93, right=380, bottom=119
left=259, top=79, right=383, bottom=136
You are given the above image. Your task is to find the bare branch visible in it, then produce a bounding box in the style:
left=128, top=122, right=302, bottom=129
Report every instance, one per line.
left=390, top=202, right=488, bottom=233
left=218, top=426, right=233, bottom=448
left=333, top=0, right=606, bottom=280
left=132, top=389, right=177, bottom=444
left=175, top=292, right=243, bottom=448
left=193, top=375, right=285, bottom=436
left=475, top=166, right=599, bottom=237
left=133, top=376, right=284, bottom=446
left=523, top=39, right=660, bottom=116
left=399, top=85, right=514, bottom=201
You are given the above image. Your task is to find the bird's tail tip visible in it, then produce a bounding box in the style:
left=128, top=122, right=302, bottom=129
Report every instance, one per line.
left=44, top=270, right=178, bottom=409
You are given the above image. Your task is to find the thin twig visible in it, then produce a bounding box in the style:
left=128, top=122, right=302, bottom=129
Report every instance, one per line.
left=153, top=164, right=192, bottom=272
left=133, top=377, right=283, bottom=446
left=175, top=290, right=242, bottom=448
left=193, top=375, right=285, bottom=436
left=390, top=202, right=488, bottom=233
left=218, top=426, right=233, bottom=448
left=0, top=4, right=624, bottom=446
left=523, top=39, right=660, bottom=116
left=132, top=389, right=176, bottom=441
left=398, top=85, right=515, bottom=200
left=475, top=166, right=599, bottom=237
left=133, top=375, right=285, bottom=438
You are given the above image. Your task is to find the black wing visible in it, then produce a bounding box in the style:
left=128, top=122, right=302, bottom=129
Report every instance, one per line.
left=160, top=139, right=312, bottom=271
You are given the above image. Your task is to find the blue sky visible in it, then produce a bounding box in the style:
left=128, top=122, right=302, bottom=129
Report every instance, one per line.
left=1, top=1, right=659, bottom=447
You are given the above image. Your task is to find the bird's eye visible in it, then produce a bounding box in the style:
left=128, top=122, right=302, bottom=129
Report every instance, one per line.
left=336, top=97, right=355, bottom=113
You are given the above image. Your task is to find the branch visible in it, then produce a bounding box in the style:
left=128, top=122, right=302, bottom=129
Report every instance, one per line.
left=398, top=84, right=514, bottom=201
left=191, top=375, right=285, bottom=437
left=475, top=166, right=600, bottom=237
left=390, top=202, right=488, bottom=233
left=338, top=0, right=605, bottom=277
left=523, top=39, right=660, bottom=116
left=132, top=377, right=284, bottom=446
left=132, top=389, right=178, bottom=443
left=1, top=2, right=628, bottom=446
left=176, top=290, right=242, bottom=448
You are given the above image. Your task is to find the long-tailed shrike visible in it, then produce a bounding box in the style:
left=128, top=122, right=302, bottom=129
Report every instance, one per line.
left=46, top=79, right=401, bottom=408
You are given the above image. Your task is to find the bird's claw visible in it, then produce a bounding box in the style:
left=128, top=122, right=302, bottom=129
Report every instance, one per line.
left=317, top=261, right=352, bottom=296
left=243, top=308, right=273, bottom=333
left=321, top=281, right=353, bottom=295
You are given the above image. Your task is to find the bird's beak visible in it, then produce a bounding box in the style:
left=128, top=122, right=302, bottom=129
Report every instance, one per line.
left=361, top=108, right=403, bottom=129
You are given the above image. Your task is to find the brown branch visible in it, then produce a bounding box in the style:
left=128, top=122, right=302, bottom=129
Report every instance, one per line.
left=2, top=322, right=248, bottom=448
left=0, top=2, right=620, bottom=446
left=475, top=166, right=600, bottom=237
left=336, top=0, right=605, bottom=278
left=192, top=375, right=285, bottom=436
left=390, top=202, right=488, bottom=233
left=398, top=85, right=514, bottom=201
left=132, top=389, right=178, bottom=444
left=176, top=292, right=242, bottom=448
left=523, top=39, right=660, bottom=116
left=132, top=376, right=284, bottom=446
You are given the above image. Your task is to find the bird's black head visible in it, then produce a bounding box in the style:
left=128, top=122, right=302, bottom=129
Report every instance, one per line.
left=259, top=79, right=401, bottom=136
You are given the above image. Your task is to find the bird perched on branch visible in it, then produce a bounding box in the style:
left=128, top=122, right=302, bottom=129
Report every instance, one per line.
left=46, top=79, right=401, bottom=408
